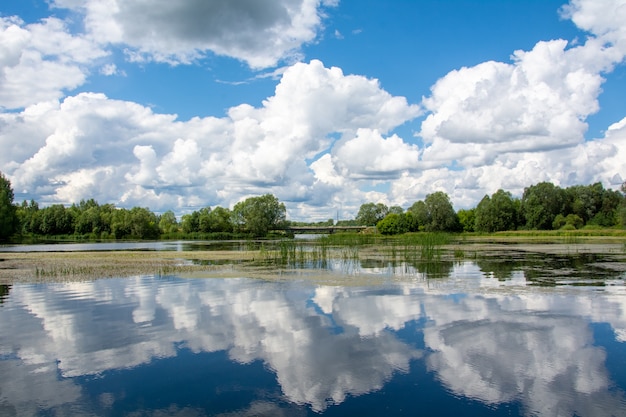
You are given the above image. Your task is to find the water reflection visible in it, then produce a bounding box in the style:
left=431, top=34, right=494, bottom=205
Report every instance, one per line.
left=0, top=240, right=259, bottom=252
left=1, top=263, right=626, bottom=415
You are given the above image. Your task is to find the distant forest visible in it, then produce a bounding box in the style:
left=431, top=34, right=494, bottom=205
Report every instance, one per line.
left=1, top=170, right=625, bottom=241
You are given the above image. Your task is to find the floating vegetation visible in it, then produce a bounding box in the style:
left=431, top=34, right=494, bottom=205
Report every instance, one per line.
left=0, top=251, right=257, bottom=283
left=2, top=235, right=625, bottom=285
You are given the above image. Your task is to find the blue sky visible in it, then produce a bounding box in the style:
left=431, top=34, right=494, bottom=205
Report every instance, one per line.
left=1, top=0, right=625, bottom=220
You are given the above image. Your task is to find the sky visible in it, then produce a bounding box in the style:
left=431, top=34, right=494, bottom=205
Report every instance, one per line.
left=1, top=0, right=625, bottom=221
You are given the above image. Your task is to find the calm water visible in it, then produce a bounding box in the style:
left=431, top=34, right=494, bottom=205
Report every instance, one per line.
left=0, top=240, right=251, bottom=252
left=1, top=246, right=626, bottom=416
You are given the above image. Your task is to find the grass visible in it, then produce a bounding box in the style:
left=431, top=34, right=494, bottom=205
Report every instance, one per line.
left=224, top=232, right=452, bottom=271
left=0, top=250, right=258, bottom=283
left=457, top=230, right=626, bottom=247
left=2, top=230, right=624, bottom=283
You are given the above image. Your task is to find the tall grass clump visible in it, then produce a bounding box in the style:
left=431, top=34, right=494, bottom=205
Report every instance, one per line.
left=562, top=231, right=581, bottom=245
left=397, top=233, right=450, bottom=262
left=257, top=239, right=331, bottom=269
left=317, top=233, right=378, bottom=247
left=419, top=233, right=442, bottom=260
left=278, top=240, right=297, bottom=265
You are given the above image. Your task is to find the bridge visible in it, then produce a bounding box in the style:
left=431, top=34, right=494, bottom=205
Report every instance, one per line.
left=285, top=226, right=367, bottom=234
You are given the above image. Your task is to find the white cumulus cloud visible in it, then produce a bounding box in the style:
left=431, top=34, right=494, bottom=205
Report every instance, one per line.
left=1, top=61, right=419, bottom=216
left=1, top=0, right=626, bottom=219
left=0, top=17, right=108, bottom=109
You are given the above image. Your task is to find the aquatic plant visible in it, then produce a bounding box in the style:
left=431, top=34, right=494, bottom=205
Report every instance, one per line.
left=318, top=233, right=378, bottom=246
left=396, top=233, right=449, bottom=261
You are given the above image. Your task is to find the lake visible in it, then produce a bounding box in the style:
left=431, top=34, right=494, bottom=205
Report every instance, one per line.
left=1, top=241, right=625, bottom=416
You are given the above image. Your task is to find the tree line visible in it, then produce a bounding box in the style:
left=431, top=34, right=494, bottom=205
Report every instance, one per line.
left=0, top=172, right=287, bottom=241
left=368, top=182, right=626, bottom=235
left=1, top=170, right=625, bottom=241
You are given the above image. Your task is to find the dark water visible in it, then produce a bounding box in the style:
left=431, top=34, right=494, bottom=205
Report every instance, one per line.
left=1, top=260, right=626, bottom=416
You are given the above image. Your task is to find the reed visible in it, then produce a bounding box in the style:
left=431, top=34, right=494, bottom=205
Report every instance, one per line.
left=317, top=233, right=379, bottom=246
left=395, top=233, right=450, bottom=261
left=562, top=232, right=581, bottom=245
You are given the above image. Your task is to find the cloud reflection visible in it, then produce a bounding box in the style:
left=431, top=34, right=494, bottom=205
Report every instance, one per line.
left=0, top=268, right=625, bottom=415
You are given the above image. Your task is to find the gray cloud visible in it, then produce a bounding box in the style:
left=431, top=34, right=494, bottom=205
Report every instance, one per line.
left=53, top=0, right=336, bottom=67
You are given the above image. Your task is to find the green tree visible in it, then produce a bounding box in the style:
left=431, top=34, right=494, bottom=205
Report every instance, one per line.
left=159, top=210, right=178, bottom=234
left=566, top=183, right=604, bottom=224
left=407, top=200, right=429, bottom=230
left=376, top=213, right=408, bottom=235
left=184, top=206, right=233, bottom=233
left=403, top=210, right=420, bottom=232
left=589, top=187, right=622, bottom=227
left=232, top=194, right=286, bottom=237
left=111, top=208, right=132, bottom=238
left=475, top=190, right=518, bottom=232
left=553, top=213, right=583, bottom=229
left=72, top=200, right=110, bottom=236
left=566, top=214, right=584, bottom=229
left=181, top=211, right=200, bottom=233
left=129, top=207, right=160, bottom=239
left=457, top=208, right=476, bottom=232
left=0, top=172, right=18, bottom=240
left=40, top=204, right=74, bottom=235
left=521, top=182, right=566, bottom=230
left=209, top=206, right=233, bottom=233
left=552, top=214, right=566, bottom=229
left=74, top=206, right=103, bottom=235
left=619, top=181, right=626, bottom=227
left=423, top=191, right=459, bottom=232
left=16, top=199, right=39, bottom=235
left=197, top=207, right=213, bottom=233
left=98, top=204, right=115, bottom=237
left=355, top=202, right=389, bottom=226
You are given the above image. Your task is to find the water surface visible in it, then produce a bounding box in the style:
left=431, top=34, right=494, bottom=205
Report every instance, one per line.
left=1, top=251, right=625, bottom=416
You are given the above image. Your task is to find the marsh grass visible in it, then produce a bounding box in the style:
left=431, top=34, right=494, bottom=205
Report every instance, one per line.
left=318, top=233, right=378, bottom=246
left=391, top=233, right=451, bottom=262
left=256, top=238, right=355, bottom=270
left=4, top=231, right=622, bottom=283
left=466, top=229, right=626, bottom=244
left=255, top=232, right=452, bottom=272
left=562, top=232, right=582, bottom=245
left=0, top=251, right=257, bottom=283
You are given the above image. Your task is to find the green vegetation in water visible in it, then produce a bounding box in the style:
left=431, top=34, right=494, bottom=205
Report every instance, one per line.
left=317, top=232, right=379, bottom=246
left=254, top=239, right=334, bottom=270
left=562, top=232, right=582, bottom=245
left=394, top=233, right=450, bottom=263
left=252, top=232, right=452, bottom=271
